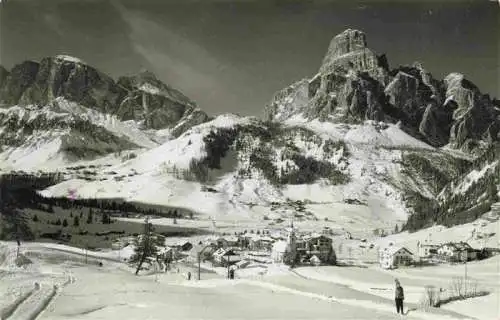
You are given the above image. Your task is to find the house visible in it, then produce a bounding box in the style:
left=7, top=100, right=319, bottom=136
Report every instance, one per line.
left=237, top=234, right=253, bottom=249
left=271, top=240, right=288, bottom=263
left=235, top=260, right=251, bottom=269
left=214, top=236, right=239, bottom=249
left=215, top=237, right=229, bottom=248
left=479, top=247, right=500, bottom=259
left=189, top=244, right=216, bottom=262
left=172, top=240, right=193, bottom=252
left=157, top=246, right=173, bottom=262
left=379, top=246, right=414, bottom=269
left=213, top=248, right=241, bottom=266
left=417, top=243, right=439, bottom=257
left=437, top=242, right=477, bottom=262
left=226, top=236, right=240, bottom=247
left=302, top=234, right=336, bottom=264
left=249, top=236, right=275, bottom=251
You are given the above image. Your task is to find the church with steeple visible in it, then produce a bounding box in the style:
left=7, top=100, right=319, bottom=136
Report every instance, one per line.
left=284, top=217, right=298, bottom=266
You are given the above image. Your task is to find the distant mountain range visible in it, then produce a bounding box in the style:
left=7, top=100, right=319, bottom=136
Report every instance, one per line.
left=1, top=29, right=498, bottom=233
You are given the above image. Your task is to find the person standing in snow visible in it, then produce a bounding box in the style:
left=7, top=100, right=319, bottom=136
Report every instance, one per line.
left=395, top=279, right=405, bottom=315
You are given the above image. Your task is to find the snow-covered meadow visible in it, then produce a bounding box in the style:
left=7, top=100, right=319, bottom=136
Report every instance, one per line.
left=1, top=238, right=496, bottom=320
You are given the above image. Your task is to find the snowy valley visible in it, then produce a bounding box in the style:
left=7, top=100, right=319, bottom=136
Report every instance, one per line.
left=0, top=27, right=499, bottom=320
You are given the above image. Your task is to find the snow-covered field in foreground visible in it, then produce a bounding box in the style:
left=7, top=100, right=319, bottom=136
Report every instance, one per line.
left=1, top=240, right=497, bottom=320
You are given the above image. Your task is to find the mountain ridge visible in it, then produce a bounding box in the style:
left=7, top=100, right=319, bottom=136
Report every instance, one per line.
left=0, top=29, right=499, bottom=233
left=0, top=55, right=211, bottom=134
left=265, top=29, right=500, bottom=154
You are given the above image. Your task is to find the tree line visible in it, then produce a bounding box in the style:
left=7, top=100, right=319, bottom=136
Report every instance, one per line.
left=1, top=173, right=191, bottom=221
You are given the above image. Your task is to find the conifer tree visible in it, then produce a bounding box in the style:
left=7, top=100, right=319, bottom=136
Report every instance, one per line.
left=73, top=216, right=80, bottom=227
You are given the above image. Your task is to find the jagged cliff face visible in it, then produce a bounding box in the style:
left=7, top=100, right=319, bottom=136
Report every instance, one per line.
left=116, top=70, right=210, bottom=131
left=0, top=56, right=211, bottom=167
left=266, top=29, right=500, bottom=152
left=0, top=55, right=210, bottom=134
left=320, top=29, right=389, bottom=83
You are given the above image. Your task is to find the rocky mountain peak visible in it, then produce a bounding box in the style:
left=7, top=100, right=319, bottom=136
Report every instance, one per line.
left=0, top=56, right=210, bottom=134
left=53, top=55, right=87, bottom=65
left=319, top=29, right=388, bottom=78
left=328, top=29, right=367, bottom=57
left=267, top=29, right=500, bottom=153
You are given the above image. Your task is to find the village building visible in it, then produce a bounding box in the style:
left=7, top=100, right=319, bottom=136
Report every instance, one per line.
left=213, top=248, right=241, bottom=267
left=379, top=246, right=414, bottom=269
left=215, top=237, right=229, bottom=249
left=249, top=235, right=275, bottom=251
left=271, top=222, right=335, bottom=266
left=271, top=240, right=288, bottom=263
left=157, top=246, right=174, bottom=264
left=301, top=234, right=336, bottom=264
left=437, top=242, right=478, bottom=262
left=172, top=240, right=193, bottom=252
left=215, top=236, right=239, bottom=249
left=234, top=260, right=251, bottom=269
left=417, top=242, right=439, bottom=258
left=237, top=234, right=253, bottom=249
left=189, top=243, right=216, bottom=263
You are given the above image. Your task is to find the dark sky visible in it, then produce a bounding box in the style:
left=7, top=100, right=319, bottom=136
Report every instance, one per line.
left=0, top=0, right=498, bottom=116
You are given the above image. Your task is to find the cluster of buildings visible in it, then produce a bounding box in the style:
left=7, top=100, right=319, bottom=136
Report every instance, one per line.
left=417, top=241, right=497, bottom=262
left=378, top=240, right=497, bottom=269
left=154, top=223, right=337, bottom=269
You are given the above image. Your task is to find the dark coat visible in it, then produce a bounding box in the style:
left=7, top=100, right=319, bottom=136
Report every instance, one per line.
left=395, top=285, right=404, bottom=300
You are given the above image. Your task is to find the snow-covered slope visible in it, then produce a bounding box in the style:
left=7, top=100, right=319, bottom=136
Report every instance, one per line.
left=0, top=98, right=158, bottom=171
left=39, top=113, right=449, bottom=227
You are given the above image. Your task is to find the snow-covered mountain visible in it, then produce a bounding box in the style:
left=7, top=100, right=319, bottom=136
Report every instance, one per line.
left=36, top=112, right=471, bottom=231
left=0, top=55, right=210, bottom=133
left=1, top=30, right=499, bottom=232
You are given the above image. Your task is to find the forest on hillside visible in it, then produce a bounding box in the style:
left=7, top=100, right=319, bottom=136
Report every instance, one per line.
left=402, top=145, right=500, bottom=232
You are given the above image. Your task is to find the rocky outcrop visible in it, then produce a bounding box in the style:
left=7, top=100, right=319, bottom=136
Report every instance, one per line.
left=17, top=56, right=123, bottom=114
left=319, top=29, right=389, bottom=82
left=418, top=100, right=455, bottom=147
left=266, top=29, right=499, bottom=152
left=170, top=108, right=212, bottom=137
left=0, top=56, right=209, bottom=134
left=0, top=61, right=39, bottom=106
left=116, top=71, right=210, bottom=132
left=0, top=66, right=9, bottom=93
left=444, top=73, right=500, bottom=151
left=265, top=79, right=310, bottom=121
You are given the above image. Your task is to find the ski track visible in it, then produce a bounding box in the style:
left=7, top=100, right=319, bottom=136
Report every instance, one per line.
left=236, top=279, right=475, bottom=320
left=172, top=269, right=475, bottom=320
left=2, top=274, right=75, bottom=320
left=6, top=285, right=56, bottom=320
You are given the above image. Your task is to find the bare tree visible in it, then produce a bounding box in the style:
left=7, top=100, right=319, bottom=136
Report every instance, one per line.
left=450, top=276, right=464, bottom=298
